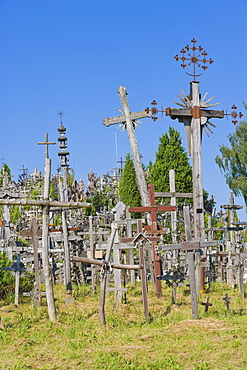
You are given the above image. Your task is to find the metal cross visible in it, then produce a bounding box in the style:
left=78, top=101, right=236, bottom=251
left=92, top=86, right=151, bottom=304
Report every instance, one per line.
left=38, top=133, right=56, bottom=159
left=174, top=38, right=214, bottom=81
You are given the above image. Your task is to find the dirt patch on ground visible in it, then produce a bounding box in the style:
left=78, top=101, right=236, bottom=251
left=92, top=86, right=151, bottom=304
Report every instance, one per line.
left=167, top=318, right=233, bottom=332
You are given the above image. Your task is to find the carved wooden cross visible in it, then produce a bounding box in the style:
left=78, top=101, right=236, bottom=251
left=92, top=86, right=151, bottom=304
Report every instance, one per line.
left=166, top=81, right=224, bottom=242
left=103, top=85, right=152, bottom=206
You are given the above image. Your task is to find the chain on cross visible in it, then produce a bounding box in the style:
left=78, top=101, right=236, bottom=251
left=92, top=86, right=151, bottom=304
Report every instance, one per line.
left=174, top=38, right=214, bottom=80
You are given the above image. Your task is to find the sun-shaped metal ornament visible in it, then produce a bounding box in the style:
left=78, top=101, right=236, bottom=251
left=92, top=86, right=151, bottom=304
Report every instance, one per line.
left=174, top=38, right=214, bottom=81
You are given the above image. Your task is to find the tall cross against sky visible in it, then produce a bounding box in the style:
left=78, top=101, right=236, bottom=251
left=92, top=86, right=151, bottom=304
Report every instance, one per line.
left=38, top=133, right=56, bottom=160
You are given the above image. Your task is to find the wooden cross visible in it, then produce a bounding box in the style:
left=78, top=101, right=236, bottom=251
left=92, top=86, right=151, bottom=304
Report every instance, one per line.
left=157, top=266, right=186, bottom=305
left=166, top=81, right=224, bottom=242
left=222, top=294, right=231, bottom=310
left=201, top=296, right=213, bottom=312
left=38, top=133, right=56, bottom=159
left=127, top=183, right=177, bottom=297
left=161, top=206, right=216, bottom=319
left=3, top=252, right=27, bottom=306
left=103, top=85, right=152, bottom=206
left=72, top=225, right=143, bottom=325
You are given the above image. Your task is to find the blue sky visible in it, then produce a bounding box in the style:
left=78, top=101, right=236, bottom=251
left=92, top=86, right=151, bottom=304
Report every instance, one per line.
left=0, top=0, right=247, bottom=218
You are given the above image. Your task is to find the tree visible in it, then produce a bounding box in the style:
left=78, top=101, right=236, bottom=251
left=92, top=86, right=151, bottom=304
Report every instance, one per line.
left=118, top=153, right=142, bottom=217
left=215, top=107, right=247, bottom=205
left=148, top=127, right=193, bottom=204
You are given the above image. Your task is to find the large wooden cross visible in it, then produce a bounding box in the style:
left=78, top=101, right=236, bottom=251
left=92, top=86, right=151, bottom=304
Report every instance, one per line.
left=103, top=85, right=152, bottom=206
left=166, top=81, right=224, bottom=242
left=127, top=183, right=177, bottom=297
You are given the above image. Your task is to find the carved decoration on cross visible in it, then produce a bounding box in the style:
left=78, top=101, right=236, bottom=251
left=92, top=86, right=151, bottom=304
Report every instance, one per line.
left=102, top=86, right=152, bottom=129
left=38, top=133, right=56, bottom=160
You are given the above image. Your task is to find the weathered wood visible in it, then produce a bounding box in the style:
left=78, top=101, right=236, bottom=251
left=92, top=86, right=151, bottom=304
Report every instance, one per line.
left=0, top=199, right=91, bottom=208
left=118, top=86, right=149, bottom=206
left=166, top=107, right=224, bottom=119
left=71, top=255, right=142, bottom=270
left=154, top=192, right=193, bottom=199
left=99, top=226, right=117, bottom=326
left=137, top=220, right=149, bottom=318
left=31, top=219, right=40, bottom=302
left=129, top=205, right=177, bottom=213
left=103, top=109, right=152, bottom=126
left=183, top=206, right=198, bottom=320
left=42, top=158, right=56, bottom=321
left=59, top=178, right=72, bottom=294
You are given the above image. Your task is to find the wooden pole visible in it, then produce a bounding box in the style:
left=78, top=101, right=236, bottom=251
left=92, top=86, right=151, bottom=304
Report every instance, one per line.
left=99, top=226, right=117, bottom=326
left=183, top=206, right=198, bottom=319
left=14, top=253, right=20, bottom=306
left=42, top=158, right=56, bottom=321
left=190, top=82, right=205, bottom=242
left=137, top=219, right=149, bottom=319
left=59, top=175, right=72, bottom=294
left=31, top=218, right=41, bottom=305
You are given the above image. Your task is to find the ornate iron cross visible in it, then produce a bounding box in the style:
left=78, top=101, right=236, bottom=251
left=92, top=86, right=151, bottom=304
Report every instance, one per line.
left=174, top=38, right=214, bottom=81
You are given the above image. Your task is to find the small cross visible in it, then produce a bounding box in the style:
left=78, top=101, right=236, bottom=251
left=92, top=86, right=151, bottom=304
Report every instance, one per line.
left=38, top=133, right=56, bottom=159
left=201, top=296, right=213, bottom=312
left=117, top=157, right=125, bottom=169
left=223, top=294, right=231, bottom=310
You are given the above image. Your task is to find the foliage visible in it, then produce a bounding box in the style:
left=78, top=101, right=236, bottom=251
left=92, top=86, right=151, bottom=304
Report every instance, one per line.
left=10, top=206, right=21, bottom=224
left=0, top=163, right=11, bottom=187
left=118, top=153, right=142, bottom=218
left=49, top=180, right=58, bottom=200
left=0, top=253, right=34, bottom=300
left=0, top=252, right=15, bottom=298
left=215, top=106, right=247, bottom=206
left=148, top=127, right=193, bottom=205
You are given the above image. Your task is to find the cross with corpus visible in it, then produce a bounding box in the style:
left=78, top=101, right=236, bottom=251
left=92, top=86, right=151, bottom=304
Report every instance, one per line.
left=103, top=85, right=152, bottom=207
left=127, top=183, right=177, bottom=297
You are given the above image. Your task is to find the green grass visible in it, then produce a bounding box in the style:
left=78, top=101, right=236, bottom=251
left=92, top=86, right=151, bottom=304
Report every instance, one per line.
left=1, top=282, right=247, bottom=369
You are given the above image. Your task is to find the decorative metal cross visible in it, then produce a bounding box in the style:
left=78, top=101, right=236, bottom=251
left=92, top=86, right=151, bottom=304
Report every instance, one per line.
left=174, top=38, right=214, bottom=81
left=38, top=133, right=56, bottom=160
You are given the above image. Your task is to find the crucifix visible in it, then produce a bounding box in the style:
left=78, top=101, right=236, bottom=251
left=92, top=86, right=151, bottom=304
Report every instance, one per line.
left=165, top=39, right=225, bottom=242
left=103, top=85, right=152, bottom=207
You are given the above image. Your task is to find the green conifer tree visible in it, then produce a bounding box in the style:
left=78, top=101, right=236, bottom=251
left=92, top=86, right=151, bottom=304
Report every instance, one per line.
left=118, top=153, right=142, bottom=217
left=148, top=127, right=193, bottom=204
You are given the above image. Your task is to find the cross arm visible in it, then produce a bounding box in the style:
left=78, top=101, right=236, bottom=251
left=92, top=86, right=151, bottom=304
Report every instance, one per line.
left=129, top=205, right=177, bottom=213
left=166, top=107, right=224, bottom=120
left=102, top=110, right=152, bottom=127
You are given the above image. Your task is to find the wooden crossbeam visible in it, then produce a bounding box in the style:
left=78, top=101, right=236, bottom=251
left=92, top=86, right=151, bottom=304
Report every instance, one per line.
left=103, top=110, right=152, bottom=126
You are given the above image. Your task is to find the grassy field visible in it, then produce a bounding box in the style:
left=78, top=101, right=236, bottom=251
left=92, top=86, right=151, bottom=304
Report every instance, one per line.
left=1, top=282, right=247, bottom=370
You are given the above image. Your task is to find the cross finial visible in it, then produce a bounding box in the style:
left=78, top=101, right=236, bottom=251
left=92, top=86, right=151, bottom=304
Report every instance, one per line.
left=38, top=133, right=56, bottom=159
left=57, top=110, right=64, bottom=126
left=174, top=38, right=214, bottom=81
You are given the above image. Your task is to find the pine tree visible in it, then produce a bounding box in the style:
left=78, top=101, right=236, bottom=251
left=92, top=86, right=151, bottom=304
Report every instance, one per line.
left=148, top=127, right=193, bottom=204
left=118, top=153, right=142, bottom=217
